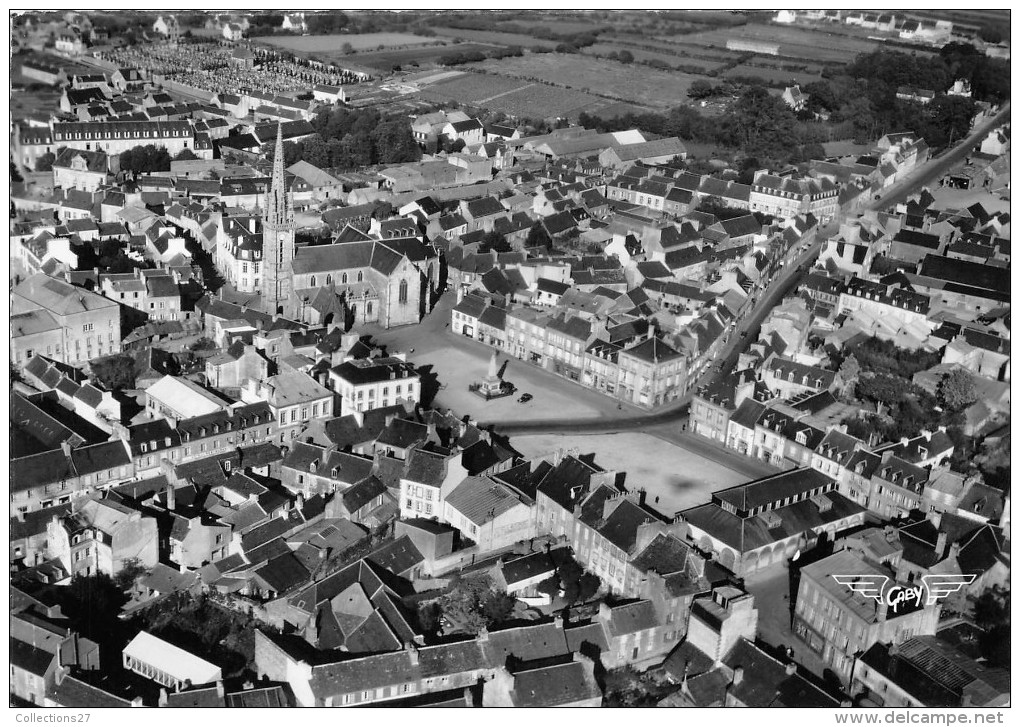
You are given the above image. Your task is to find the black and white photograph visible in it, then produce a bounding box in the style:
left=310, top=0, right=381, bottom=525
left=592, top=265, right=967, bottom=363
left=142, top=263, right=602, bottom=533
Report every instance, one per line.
left=8, top=6, right=1011, bottom=715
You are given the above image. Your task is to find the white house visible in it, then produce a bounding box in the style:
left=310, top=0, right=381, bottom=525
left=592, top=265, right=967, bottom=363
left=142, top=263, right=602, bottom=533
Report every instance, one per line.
left=223, top=23, right=244, bottom=42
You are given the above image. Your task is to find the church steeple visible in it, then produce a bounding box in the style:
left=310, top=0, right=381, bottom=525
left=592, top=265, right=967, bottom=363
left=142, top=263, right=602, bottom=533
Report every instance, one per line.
left=261, top=122, right=295, bottom=315
left=266, top=122, right=293, bottom=227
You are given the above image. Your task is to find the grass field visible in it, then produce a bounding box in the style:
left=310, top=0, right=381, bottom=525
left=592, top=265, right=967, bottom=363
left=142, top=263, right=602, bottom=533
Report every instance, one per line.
left=429, top=26, right=559, bottom=49
left=582, top=42, right=727, bottom=72
left=421, top=72, right=530, bottom=104
left=674, top=21, right=929, bottom=64
left=346, top=43, right=496, bottom=71
left=261, top=32, right=439, bottom=52
left=419, top=70, right=653, bottom=120
left=468, top=53, right=705, bottom=110
left=724, top=61, right=825, bottom=86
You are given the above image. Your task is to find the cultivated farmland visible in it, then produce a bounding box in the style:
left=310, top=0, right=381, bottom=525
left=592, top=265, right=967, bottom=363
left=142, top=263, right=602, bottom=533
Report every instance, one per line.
left=343, top=43, right=497, bottom=72
left=581, top=42, right=727, bottom=73
left=261, top=32, right=439, bottom=52
left=420, top=72, right=531, bottom=104
left=429, top=26, right=559, bottom=49
left=467, top=53, right=705, bottom=110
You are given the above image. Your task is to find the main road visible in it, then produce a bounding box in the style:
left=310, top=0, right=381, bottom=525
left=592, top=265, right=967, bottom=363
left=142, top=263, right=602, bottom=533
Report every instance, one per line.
left=483, top=102, right=1010, bottom=438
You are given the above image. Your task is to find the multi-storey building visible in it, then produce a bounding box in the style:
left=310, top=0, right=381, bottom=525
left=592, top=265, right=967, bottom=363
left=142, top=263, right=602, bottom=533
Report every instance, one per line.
left=127, top=403, right=277, bottom=477
left=12, top=273, right=121, bottom=366
left=50, top=120, right=195, bottom=157
left=793, top=551, right=941, bottom=684
left=46, top=495, right=159, bottom=577
left=329, top=356, right=420, bottom=415
left=681, top=468, right=867, bottom=576
left=749, top=170, right=839, bottom=222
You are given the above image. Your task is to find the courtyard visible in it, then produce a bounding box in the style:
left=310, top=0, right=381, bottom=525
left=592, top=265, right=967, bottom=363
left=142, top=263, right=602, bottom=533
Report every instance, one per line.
left=513, top=432, right=748, bottom=517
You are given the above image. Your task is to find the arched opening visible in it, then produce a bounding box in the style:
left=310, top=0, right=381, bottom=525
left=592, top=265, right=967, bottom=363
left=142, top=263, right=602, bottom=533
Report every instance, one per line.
left=718, top=548, right=736, bottom=571
left=310, top=275, right=316, bottom=287
left=342, top=272, right=348, bottom=284
left=398, top=279, right=408, bottom=304
left=357, top=271, right=363, bottom=283
left=326, top=274, right=332, bottom=285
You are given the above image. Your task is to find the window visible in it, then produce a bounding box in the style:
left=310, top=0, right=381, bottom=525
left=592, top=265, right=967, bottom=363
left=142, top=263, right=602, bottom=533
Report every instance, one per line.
left=357, top=271, right=363, bottom=282
left=82, top=323, right=94, bottom=332
left=398, top=279, right=408, bottom=304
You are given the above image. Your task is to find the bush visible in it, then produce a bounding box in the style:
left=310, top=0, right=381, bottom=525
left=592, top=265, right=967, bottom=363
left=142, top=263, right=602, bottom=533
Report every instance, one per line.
left=90, top=353, right=136, bottom=391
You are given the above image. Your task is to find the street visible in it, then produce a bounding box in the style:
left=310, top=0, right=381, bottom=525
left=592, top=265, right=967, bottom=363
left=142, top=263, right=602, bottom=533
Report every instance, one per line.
left=477, top=103, right=1011, bottom=439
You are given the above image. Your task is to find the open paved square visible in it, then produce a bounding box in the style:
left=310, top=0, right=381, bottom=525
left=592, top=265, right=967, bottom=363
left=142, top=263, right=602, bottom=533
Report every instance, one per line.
left=513, top=432, right=748, bottom=517
left=414, top=345, right=607, bottom=423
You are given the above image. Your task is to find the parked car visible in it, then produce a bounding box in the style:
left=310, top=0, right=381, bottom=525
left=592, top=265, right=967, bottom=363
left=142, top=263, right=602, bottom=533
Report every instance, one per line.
left=518, top=393, right=533, bottom=403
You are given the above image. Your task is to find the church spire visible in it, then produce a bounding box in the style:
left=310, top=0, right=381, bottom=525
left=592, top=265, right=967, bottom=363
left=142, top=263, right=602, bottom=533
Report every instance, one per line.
left=266, top=121, right=292, bottom=226
left=262, top=121, right=296, bottom=316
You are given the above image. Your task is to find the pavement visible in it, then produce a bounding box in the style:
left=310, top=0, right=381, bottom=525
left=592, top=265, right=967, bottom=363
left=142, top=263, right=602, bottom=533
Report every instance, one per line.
left=474, top=103, right=1012, bottom=440
left=744, top=565, right=831, bottom=681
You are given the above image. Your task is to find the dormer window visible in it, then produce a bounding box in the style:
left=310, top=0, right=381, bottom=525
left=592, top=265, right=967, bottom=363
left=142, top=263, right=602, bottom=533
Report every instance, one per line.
left=165, top=437, right=171, bottom=447
left=917, top=446, right=927, bottom=459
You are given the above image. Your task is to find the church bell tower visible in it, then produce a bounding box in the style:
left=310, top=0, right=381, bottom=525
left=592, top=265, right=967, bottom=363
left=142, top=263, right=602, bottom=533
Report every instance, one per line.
left=261, top=122, right=295, bottom=315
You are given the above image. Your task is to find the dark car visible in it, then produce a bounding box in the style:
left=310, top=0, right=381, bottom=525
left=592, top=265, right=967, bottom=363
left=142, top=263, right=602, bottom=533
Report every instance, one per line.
left=518, top=393, right=533, bottom=403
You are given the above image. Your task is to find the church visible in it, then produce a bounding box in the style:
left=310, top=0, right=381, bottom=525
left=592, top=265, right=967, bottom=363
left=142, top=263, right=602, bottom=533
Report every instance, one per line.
left=239, top=123, right=441, bottom=328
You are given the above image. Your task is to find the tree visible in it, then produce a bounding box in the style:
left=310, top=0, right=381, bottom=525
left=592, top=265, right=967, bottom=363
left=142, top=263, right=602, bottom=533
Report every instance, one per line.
left=119, top=144, right=171, bottom=174
left=837, top=353, right=861, bottom=398
left=114, top=558, right=148, bottom=591
left=11, top=160, right=24, bottom=183
left=479, top=590, right=516, bottom=625
left=35, top=151, right=55, bottom=172
left=972, top=587, right=1010, bottom=668
left=479, top=230, right=511, bottom=253
left=173, top=148, right=199, bottom=161
left=341, top=42, right=354, bottom=54
left=417, top=601, right=443, bottom=633
left=938, top=369, right=977, bottom=411
left=90, top=353, right=136, bottom=390
left=525, top=221, right=552, bottom=250
left=617, top=49, right=634, bottom=64
left=190, top=337, right=217, bottom=352
left=687, top=79, right=714, bottom=100
left=536, top=575, right=560, bottom=599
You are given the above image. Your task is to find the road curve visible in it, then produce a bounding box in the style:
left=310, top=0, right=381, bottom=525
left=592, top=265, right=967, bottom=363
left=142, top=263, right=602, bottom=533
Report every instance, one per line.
left=483, top=104, right=1011, bottom=438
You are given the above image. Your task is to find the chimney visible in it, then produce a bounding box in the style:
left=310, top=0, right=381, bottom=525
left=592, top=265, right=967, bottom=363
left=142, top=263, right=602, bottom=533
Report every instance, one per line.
left=242, top=680, right=254, bottom=690
left=216, top=680, right=225, bottom=699
left=130, top=697, right=144, bottom=707
left=158, top=688, right=169, bottom=707
left=935, top=531, right=949, bottom=559
left=731, top=667, right=744, bottom=686
left=948, top=541, right=961, bottom=561
left=785, top=661, right=797, bottom=676
left=60, top=440, right=73, bottom=459
left=166, top=484, right=176, bottom=511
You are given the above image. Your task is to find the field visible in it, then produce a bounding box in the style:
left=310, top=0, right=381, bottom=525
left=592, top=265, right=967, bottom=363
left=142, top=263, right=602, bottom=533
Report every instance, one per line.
left=346, top=43, right=497, bottom=72
left=582, top=42, right=727, bottom=72
left=419, top=71, right=615, bottom=119
left=671, top=22, right=931, bottom=64
left=261, top=32, right=440, bottom=52
left=468, top=53, right=705, bottom=110
left=429, top=26, right=560, bottom=49
left=723, top=62, right=825, bottom=86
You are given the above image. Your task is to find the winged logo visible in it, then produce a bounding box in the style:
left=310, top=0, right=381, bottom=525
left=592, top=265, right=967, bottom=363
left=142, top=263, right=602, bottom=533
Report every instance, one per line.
left=920, top=574, right=977, bottom=606
left=832, top=574, right=889, bottom=603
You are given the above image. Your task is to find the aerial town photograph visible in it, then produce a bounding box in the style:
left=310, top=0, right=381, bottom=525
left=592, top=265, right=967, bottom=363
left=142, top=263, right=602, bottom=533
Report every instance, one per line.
left=7, top=7, right=1011, bottom=714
